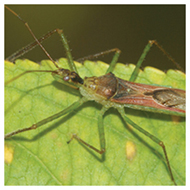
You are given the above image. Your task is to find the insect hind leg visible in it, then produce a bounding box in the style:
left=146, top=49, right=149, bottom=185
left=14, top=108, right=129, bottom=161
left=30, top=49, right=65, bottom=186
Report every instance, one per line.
left=118, top=107, right=177, bottom=185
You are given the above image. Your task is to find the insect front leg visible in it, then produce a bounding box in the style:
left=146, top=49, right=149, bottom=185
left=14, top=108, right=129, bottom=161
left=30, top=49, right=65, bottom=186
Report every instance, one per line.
left=76, top=48, right=121, bottom=74
left=6, top=29, right=58, bottom=62
left=5, top=6, right=77, bottom=73
left=67, top=107, right=107, bottom=154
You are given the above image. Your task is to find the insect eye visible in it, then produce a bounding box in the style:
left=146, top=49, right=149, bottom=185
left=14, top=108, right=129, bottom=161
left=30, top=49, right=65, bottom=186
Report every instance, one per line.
left=64, top=76, right=70, bottom=81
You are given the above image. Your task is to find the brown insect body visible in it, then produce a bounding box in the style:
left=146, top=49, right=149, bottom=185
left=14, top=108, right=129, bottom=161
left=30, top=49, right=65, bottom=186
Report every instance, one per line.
left=80, top=72, right=185, bottom=115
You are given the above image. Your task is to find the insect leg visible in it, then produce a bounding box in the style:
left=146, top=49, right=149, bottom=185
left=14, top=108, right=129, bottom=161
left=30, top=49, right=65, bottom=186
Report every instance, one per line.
left=4, top=97, right=87, bottom=139
left=5, top=6, right=60, bottom=69
left=150, top=40, right=184, bottom=72
left=75, top=48, right=121, bottom=74
left=67, top=107, right=107, bottom=154
left=118, top=107, right=176, bottom=185
left=5, top=6, right=77, bottom=73
left=6, top=29, right=57, bottom=62
left=129, top=40, right=183, bottom=82
left=129, top=41, right=153, bottom=82
left=56, top=29, right=77, bottom=73
left=106, top=48, right=121, bottom=74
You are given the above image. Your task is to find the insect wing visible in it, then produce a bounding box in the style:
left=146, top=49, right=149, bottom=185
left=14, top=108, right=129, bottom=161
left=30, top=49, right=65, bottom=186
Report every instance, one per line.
left=111, top=78, right=185, bottom=115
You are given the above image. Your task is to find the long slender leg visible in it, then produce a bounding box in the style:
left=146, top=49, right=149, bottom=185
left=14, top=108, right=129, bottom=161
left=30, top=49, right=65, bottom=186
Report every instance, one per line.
left=57, top=29, right=77, bottom=73
left=67, top=107, right=107, bottom=154
left=117, top=107, right=176, bottom=185
left=106, top=48, right=121, bottom=74
left=5, top=6, right=60, bottom=69
left=6, top=6, right=121, bottom=75
left=4, top=97, right=87, bottom=139
left=129, top=40, right=183, bottom=82
left=75, top=48, right=121, bottom=74
left=150, top=40, right=184, bottom=72
left=5, top=6, right=77, bottom=73
left=129, top=41, right=153, bottom=82
left=6, top=29, right=57, bottom=62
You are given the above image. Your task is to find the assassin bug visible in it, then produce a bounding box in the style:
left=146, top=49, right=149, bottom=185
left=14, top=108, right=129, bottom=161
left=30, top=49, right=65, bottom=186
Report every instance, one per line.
left=5, top=5, right=185, bottom=185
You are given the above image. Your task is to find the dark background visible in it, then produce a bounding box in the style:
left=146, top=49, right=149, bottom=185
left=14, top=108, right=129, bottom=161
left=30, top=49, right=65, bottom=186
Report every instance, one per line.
left=5, top=5, right=185, bottom=71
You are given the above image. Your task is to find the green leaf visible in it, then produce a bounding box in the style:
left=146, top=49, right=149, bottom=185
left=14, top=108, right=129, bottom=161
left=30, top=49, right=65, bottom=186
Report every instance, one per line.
left=5, top=58, right=185, bottom=185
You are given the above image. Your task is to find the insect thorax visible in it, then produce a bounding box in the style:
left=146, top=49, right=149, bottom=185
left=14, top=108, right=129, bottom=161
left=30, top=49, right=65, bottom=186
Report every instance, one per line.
left=79, top=73, right=124, bottom=109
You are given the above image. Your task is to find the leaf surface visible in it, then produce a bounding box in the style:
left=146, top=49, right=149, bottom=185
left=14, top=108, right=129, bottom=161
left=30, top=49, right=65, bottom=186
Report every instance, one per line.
left=5, top=58, right=185, bottom=185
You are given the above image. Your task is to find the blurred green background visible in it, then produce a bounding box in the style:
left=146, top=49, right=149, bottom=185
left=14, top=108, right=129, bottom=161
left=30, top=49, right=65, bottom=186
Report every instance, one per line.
left=5, top=5, right=185, bottom=71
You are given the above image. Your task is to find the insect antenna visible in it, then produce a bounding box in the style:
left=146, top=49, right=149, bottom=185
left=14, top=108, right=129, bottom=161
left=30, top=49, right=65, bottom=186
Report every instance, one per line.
left=5, top=5, right=60, bottom=69
left=5, top=5, right=78, bottom=73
